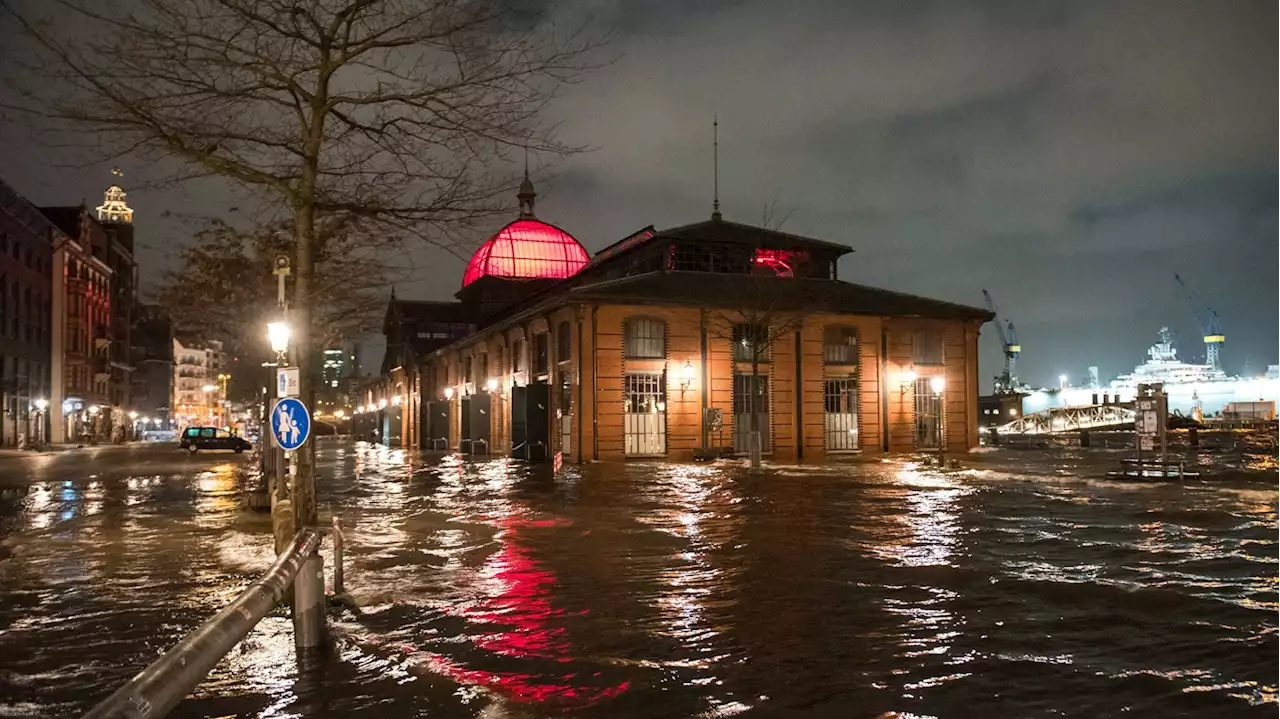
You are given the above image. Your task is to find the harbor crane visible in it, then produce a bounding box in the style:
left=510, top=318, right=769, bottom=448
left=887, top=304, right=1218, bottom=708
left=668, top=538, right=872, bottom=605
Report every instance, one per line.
left=982, top=289, right=1021, bottom=394
left=1173, top=274, right=1224, bottom=371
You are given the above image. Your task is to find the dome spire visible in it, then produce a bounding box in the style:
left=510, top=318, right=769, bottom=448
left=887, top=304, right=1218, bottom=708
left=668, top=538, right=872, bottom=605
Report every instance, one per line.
left=518, top=148, right=536, bottom=218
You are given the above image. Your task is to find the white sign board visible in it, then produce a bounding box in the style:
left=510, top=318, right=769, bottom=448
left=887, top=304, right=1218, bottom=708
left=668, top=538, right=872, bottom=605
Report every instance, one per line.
left=1139, top=436, right=1155, bottom=451
left=277, top=367, right=300, bottom=398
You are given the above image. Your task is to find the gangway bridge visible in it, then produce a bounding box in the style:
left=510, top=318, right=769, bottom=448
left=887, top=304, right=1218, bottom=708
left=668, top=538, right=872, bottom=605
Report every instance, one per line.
left=995, top=405, right=1136, bottom=435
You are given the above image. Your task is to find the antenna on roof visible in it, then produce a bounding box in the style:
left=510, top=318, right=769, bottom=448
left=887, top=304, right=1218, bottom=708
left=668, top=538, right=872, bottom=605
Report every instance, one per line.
left=711, top=115, right=722, bottom=221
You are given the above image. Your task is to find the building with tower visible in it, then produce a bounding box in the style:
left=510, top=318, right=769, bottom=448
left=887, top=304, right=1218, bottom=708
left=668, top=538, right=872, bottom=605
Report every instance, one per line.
left=96, top=171, right=138, bottom=423
left=38, top=172, right=138, bottom=443
left=369, top=171, right=993, bottom=460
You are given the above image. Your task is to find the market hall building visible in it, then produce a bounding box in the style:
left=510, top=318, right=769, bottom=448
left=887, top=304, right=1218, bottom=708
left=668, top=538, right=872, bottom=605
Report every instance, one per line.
left=363, top=177, right=994, bottom=462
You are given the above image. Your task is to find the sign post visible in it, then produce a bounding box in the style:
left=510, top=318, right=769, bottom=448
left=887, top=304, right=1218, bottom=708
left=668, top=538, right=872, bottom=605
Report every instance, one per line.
left=1134, top=382, right=1166, bottom=473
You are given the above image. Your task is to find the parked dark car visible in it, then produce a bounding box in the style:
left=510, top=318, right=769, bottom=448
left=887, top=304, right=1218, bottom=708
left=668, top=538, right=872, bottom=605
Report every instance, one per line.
left=180, top=427, right=252, bottom=453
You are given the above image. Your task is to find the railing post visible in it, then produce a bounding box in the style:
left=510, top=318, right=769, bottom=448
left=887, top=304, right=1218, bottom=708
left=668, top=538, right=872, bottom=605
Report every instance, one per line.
left=293, top=549, right=326, bottom=654
left=332, top=515, right=344, bottom=596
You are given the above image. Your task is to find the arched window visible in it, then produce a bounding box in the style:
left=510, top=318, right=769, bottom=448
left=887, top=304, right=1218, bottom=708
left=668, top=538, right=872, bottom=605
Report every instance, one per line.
left=624, top=317, right=666, bottom=359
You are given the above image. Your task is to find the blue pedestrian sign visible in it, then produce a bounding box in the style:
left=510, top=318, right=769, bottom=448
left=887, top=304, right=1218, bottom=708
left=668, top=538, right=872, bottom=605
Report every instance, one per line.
left=271, top=397, right=311, bottom=450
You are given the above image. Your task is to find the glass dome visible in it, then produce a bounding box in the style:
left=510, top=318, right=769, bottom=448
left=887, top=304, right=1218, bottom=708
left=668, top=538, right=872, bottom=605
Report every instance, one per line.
left=461, top=219, right=589, bottom=288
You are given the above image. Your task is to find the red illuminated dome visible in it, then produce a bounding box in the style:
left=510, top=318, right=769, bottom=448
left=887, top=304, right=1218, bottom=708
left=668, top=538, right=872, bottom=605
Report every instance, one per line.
left=461, top=174, right=588, bottom=288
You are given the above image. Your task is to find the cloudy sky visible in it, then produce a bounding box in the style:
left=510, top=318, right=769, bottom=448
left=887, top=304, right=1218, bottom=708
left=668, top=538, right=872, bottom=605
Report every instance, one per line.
left=3, top=0, right=1275, bottom=388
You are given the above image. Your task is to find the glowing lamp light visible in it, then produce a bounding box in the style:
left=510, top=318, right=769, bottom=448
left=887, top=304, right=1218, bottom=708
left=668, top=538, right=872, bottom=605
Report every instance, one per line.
left=679, top=360, right=695, bottom=393
left=900, top=367, right=918, bottom=387
left=485, top=378, right=499, bottom=393
left=33, top=398, right=48, bottom=411
left=391, top=395, right=402, bottom=406
left=355, top=405, right=364, bottom=414
left=88, top=405, right=101, bottom=415
left=129, top=411, right=138, bottom=420
left=378, top=398, right=388, bottom=409
left=267, top=321, right=291, bottom=354
left=202, top=384, right=217, bottom=392
left=443, top=387, right=455, bottom=400
left=335, top=410, right=345, bottom=419
left=930, top=376, right=946, bottom=395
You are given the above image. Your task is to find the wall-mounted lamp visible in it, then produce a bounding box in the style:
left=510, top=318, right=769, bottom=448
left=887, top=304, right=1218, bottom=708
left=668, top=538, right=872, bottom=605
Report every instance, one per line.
left=485, top=378, right=499, bottom=393
left=378, top=398, right=388, bottom=409
left=930, top=376, right=946, bottom=396
left=679, top=360, right=695, bottom=395
left=390, top=394, right=402, bottom=406
left=443, top=386, right=455, bottom=400
left=356, top=405, right=365, bottom=414
left=899, top=366, right=918, bottom=394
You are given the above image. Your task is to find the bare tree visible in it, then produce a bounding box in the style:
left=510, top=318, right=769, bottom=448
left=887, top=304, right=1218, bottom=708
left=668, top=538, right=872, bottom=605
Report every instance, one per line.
left=155, top=214, right=395, bottom=389
left=703, top=279, right=811, bottom=473
left=1, top=0, right=602, bottom=532
left=700, top=203, right=815, bottom=473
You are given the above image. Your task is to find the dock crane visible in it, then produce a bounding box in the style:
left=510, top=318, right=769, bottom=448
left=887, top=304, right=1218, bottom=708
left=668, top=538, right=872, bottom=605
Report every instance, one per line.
left=982, top=289, right=1021, bottom=394
left=1174, top=274, right=1224, bottom=371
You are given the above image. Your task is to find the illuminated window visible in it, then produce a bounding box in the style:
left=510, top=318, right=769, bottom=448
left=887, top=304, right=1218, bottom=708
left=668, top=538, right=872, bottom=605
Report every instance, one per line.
left=752, top=248, right=800, bottom=277
left=624, top=317, right=665, bottom=359
left=824, top=327, right=858, bottom=364
left=733, top=323, right=770, bottom=362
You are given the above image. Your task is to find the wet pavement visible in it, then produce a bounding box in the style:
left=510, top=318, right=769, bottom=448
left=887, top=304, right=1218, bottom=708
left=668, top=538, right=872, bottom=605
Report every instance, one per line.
left=0, top=438, right=1275, bottom=718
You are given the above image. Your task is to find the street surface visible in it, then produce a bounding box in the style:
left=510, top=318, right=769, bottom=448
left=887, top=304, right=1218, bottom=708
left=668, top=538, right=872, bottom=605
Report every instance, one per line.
left=0, top=439, right=1275, bottom=717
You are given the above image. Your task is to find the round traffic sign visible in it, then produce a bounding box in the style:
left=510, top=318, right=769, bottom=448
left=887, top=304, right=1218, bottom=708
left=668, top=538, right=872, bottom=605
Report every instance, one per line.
left=271, top=397, right=311, bottom=450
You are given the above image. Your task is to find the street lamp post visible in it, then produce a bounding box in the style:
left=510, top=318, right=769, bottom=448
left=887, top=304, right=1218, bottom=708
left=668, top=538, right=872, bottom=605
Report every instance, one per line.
left=202, top=384, right=217, bottom=425
left=33, top=398, right=48, bottom=445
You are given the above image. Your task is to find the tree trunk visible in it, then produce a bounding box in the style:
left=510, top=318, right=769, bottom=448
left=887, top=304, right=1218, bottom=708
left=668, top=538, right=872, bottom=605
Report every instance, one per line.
left=286, top=89, right=329, bottom=538
left=291, top=202, right=318, bottom=534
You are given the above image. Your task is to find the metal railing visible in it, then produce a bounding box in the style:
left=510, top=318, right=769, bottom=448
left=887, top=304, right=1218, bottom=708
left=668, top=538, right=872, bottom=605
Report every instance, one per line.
left=83, top=527, right=330, bottom=719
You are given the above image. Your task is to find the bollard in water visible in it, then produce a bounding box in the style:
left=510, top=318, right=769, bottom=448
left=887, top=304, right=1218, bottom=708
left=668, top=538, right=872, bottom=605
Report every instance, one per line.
left=332, top=515, right=344, bottom=596
left=293, top=552, right=326, bottom=654
left=1188, top=426, right=1199, bottom=447
left=1080, top=430, right=1091, bottom=448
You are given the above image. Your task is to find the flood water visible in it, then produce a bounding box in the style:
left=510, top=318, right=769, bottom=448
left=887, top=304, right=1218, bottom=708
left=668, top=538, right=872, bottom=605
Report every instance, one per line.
left=0, top=439, right=1275, bottom=718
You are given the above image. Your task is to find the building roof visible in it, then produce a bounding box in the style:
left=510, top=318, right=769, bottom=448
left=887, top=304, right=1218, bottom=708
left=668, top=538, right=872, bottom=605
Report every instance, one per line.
left=386, top=298, right=473, bottom=322
left=38, top=206, right=85, bottom=239
left=653, top=218, right=855, bottom=255
left=461, top=218, right=589, bottom=288
left=568, top=271, right=994, bottom=321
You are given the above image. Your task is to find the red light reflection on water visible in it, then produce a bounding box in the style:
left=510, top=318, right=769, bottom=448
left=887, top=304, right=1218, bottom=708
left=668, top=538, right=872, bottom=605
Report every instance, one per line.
left=400, top=512, right=628, bottom=706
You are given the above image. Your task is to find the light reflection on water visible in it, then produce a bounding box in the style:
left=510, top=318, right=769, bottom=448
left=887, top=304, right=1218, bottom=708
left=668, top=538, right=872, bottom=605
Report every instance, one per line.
left=0, top=442, right=1274, bottom=717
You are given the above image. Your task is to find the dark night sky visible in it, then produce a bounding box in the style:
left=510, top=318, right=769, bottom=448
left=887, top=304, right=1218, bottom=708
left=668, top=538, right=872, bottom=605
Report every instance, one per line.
left=2, top=0, right=1275, bottom=388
